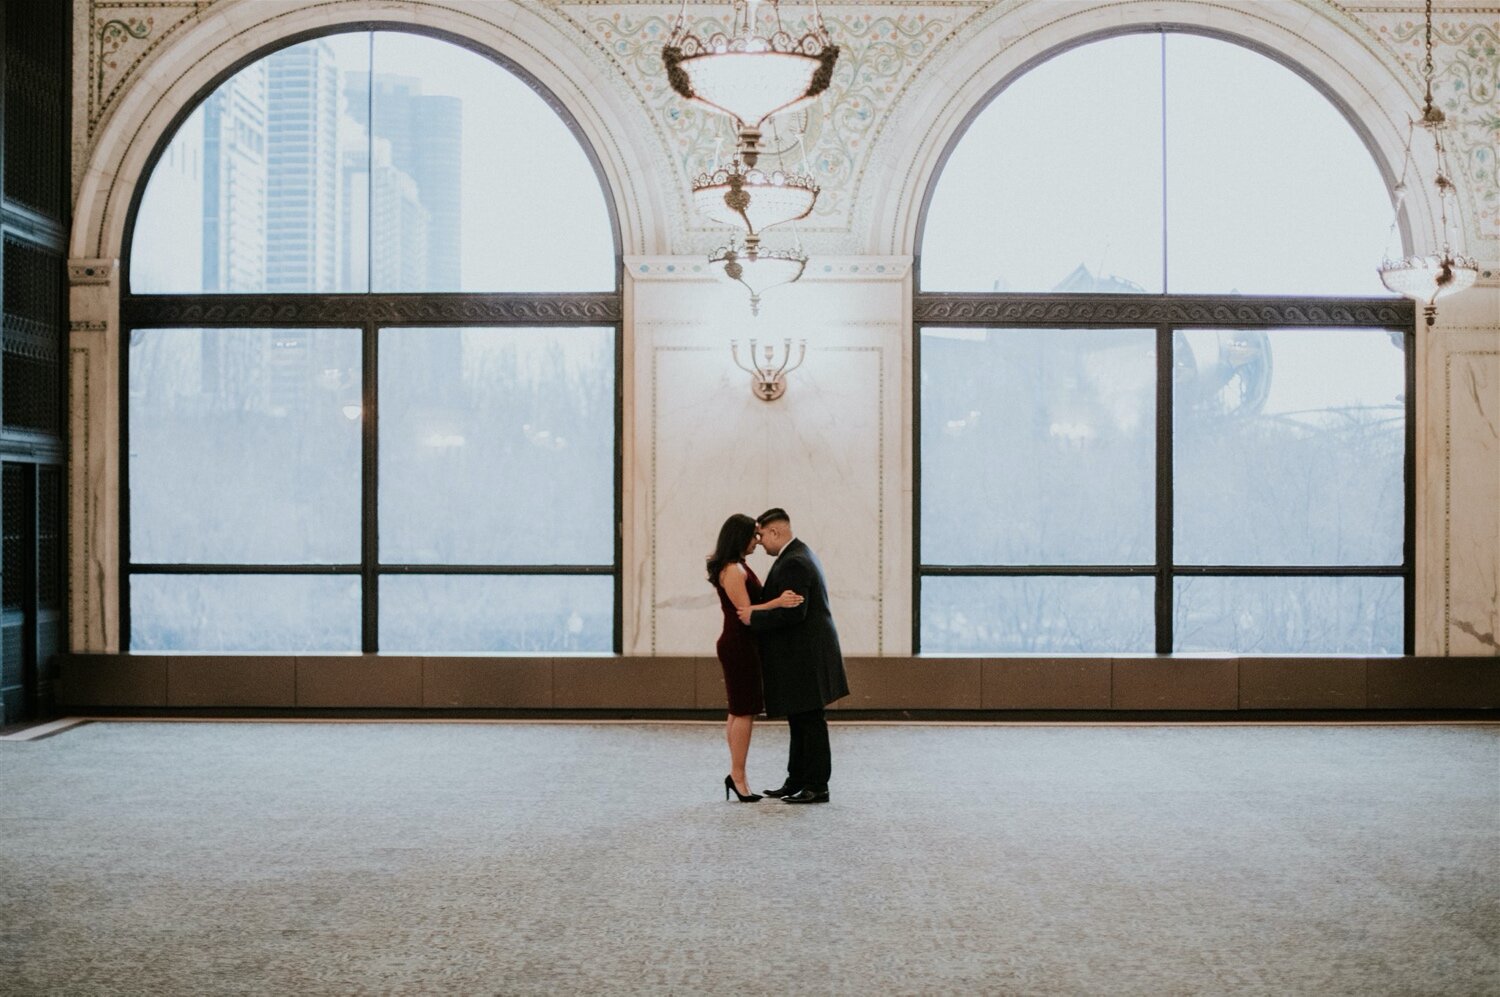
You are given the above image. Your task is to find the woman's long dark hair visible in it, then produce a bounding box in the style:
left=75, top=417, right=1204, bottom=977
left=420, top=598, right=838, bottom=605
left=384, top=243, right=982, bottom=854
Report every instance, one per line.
left=707, top=514, right=757, bottom=585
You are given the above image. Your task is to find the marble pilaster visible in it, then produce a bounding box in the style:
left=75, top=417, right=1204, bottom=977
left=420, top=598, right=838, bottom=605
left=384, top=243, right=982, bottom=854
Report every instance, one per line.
left=1417, top=285, right=1500, bottom=656
left=67, top=258, right=121, bottom=653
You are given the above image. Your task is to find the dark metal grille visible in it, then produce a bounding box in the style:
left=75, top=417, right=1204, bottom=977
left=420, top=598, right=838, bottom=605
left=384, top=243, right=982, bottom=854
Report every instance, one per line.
left=1, top=620, right=21, bottom=695
left=36, top=615, right=59, bottom=687
left=3, top=0, right=69, bottom=217
left=2, top=462, right=24, bottom=610
left=37, top=464, right=61, bottom=609
left=2, top=239, right=63, bottom=433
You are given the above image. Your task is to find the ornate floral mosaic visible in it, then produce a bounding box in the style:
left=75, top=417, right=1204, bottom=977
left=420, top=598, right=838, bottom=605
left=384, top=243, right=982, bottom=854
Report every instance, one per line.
left=574, top=5, right=974, bottom=252
left=1366, top=9, right=1500, bottom=250
left=86, top=2, right=213, bottom=139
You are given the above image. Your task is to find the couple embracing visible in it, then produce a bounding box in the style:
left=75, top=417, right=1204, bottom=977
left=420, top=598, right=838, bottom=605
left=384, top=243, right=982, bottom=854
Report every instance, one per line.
left=707, top=508, right=849, bottom=804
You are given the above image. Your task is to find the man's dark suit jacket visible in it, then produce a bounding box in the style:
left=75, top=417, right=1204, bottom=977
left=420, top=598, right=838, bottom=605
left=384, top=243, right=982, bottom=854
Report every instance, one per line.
left=749, top=537, right=849, bottom=718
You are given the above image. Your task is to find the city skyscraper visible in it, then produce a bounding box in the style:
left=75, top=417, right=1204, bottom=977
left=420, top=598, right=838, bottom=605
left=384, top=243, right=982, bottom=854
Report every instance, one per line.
left=201, top=63, right=267, bottom=292
left=177, top=38, right=466, bottom=412
left=266, top=40, right=342, bottom=293
left=344, top=71, right=461, bottom=290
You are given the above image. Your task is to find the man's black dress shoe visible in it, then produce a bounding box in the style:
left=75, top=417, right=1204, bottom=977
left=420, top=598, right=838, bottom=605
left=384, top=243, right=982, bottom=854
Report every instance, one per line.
left=782, top=788, right=830, bottom=804
left=762, top=785, right=798, bottom=799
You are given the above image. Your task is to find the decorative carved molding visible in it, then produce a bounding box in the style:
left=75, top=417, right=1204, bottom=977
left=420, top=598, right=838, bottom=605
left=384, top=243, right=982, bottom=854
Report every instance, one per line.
left=122, top=293, right=624, bottom=326
left=68, top=260, right=117, bottom=285
left=68, top=345, right=93, bottom=650
left=913, top=293, right=1416, bottom=327
left=628, top=256, right=911, bottom=280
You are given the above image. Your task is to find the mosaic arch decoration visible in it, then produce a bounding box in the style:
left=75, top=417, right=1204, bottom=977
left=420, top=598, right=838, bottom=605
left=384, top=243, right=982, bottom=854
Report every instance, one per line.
left=85, top=1, right=214, bottom=141
left=1360, top=5, right=1499, bottom=247
left=566, top=3, right=982, bottom=251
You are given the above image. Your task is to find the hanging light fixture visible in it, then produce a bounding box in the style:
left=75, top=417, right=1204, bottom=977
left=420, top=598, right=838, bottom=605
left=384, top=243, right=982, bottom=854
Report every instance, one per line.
left=691, top=158, right=819, bottom=236
left=662, top=0, right=838, bottom=167
left=1378, top=0, right=1478, bottom=327
left=709, top=236, right=807, bottom=316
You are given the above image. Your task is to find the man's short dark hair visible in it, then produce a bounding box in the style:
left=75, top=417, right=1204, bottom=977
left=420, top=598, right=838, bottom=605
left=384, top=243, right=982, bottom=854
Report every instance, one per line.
left=757, top=508, right=790, bottom=527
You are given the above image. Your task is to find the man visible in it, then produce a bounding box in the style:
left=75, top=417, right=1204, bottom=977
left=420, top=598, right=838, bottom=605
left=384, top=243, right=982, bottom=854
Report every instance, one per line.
left=738, top=508, right=849, bottom=804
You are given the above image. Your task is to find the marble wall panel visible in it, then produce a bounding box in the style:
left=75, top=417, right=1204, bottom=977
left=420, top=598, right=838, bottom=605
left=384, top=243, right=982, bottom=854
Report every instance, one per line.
left=1416, top=288, right=1500, bottom=658
left=1446, top=344, right=1500, bottom=655
left=629, top=263, right=908, bottom=657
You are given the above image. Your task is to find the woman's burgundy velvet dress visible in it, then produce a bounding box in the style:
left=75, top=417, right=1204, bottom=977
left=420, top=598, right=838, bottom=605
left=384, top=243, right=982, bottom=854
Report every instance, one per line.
left=714, top=562, right=765, bottom=716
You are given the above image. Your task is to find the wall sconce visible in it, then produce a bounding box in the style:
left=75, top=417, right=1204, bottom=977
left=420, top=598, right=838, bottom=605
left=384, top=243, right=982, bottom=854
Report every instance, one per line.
left=731, top=337, right=805, bottom=401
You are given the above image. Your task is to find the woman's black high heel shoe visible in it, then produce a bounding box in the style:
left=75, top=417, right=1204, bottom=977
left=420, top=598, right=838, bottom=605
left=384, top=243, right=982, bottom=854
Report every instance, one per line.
left=725, top=775, right=762, bottom=802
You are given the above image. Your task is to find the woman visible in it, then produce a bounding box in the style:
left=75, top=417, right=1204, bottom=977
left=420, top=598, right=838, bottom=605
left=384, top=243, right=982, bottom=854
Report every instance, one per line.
left=707, top=513, right=803, bottom=802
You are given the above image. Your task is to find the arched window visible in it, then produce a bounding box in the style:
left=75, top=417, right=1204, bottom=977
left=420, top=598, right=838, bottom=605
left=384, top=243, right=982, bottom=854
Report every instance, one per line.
left=124, top=29, right=620, bottom=653
left=916, top=31, right=1412, bottom=655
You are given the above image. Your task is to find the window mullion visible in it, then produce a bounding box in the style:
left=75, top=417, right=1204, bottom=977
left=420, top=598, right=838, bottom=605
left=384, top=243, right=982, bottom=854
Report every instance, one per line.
left=361, top=318, right=378, bottom=653
left=1156, top=324, right=1174, bottom=655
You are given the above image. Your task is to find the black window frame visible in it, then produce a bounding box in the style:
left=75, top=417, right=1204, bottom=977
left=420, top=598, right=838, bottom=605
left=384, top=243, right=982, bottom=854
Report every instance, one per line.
left=119, top=23, right=625, bottom=654
left=912, top=26, right=1416, bottom=656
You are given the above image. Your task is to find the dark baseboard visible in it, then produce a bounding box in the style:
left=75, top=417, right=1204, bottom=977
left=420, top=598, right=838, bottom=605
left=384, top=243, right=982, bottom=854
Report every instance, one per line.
left=55, top=653, right=1500, bottom=714
left=53, top=705, right=1499, bottom=723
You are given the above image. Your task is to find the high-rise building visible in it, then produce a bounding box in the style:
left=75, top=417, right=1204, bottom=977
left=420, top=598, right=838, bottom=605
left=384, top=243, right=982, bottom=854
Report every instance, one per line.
left=263, top=40, right=348, bottom=416
left=201, top=63, right=267, bottom=292
left=265, top=40, right=342, bottom=293
left=344, top=71, right=461, bottom=290
left=200, top=64, right=269, bottom=406
left=408, top=94, right=461, bottom=289
left=368, top=136, right=429, bottom=292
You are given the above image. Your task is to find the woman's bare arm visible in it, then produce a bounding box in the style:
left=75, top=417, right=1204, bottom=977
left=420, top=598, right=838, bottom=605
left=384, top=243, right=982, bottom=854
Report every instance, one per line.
left=720, top=564, right=803, bottom=612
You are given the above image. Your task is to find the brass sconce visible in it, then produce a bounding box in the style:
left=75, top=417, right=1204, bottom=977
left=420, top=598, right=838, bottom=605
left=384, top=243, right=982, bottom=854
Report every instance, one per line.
left=731, top=338, right=806, bottom=401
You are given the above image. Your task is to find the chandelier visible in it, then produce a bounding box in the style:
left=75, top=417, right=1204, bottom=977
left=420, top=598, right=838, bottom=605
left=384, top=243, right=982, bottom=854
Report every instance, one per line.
left=709, top=236, right=808, bottom=317
left=1377, top=0, right=1478, bottom=326
left=691, top=158, right=819, bottom=236
left=663, top=0, right=838, bottom=168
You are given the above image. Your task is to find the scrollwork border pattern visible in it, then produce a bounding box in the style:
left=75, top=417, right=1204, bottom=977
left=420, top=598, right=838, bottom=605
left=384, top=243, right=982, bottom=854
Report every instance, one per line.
left=123, top=293, right=623, bottom=326
left=913, top=293, right=1415, bottom=327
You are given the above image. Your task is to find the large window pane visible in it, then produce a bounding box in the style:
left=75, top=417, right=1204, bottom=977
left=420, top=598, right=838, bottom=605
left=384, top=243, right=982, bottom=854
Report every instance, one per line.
left=380, top=575, right=612, bottom=652
left=922, top=32, right=1392, bottom=298
left=1174, top=576, right=1402, bottom=653
left=132, top=30, right=614, bottom=295
left=922, top=328, right=1155, bottom=565
left=1164, top=35, right=1390, bottom=296
left=367, top=33, right=614, bottom=292
left=131, top=35, right=371, bottom=293
left=922, top=576, right=1154, bottom=653
left=1174, top=328, right=1404, bottom=565
left=129, top=328, right=362, bottom=563
left=922, top=34, right=1163, bottom=293
left=379, top=327, right=614, bottom=564
left=131, top=575, right=360, bottom=651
